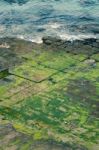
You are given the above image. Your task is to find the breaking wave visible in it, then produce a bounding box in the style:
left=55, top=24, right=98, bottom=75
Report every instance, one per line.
left=0, top=0, right=99, bottom=42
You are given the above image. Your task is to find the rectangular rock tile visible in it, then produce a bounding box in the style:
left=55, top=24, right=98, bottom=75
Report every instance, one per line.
left=21, top=51, right=86, bottom=71
left=0, top=75, right=34, bottom=101
left=91, top=54, right=99, bottom=62
left=66, top=62, right=99, bottom=81
left=0, top=77, right=55, bottom=107
left=39, top=53, right=86, bottom=70
left=48, top=72, right=69, bottom=83
left=10, top=64, right=57, bottom=82
left=20, top=49, right=43, bottom=60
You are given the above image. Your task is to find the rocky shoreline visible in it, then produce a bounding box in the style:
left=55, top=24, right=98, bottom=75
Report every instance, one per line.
left=0, top=36, right=99, bottom=150
left=42, top=36, right=99, bottom=55
left=0, top=36, right=99, bottom=70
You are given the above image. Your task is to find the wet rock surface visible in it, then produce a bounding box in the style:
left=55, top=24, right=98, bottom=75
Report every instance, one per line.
left=42, top=36, right=99, bottom=47
left=42, top=36, right=99, bottom=55
left=0, top=37, right=99, bottom=150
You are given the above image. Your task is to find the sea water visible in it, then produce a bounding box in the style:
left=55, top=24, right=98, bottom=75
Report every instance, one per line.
left=0, top=0, right=99, bottom=42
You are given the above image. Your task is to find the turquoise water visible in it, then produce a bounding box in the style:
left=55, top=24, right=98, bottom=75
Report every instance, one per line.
left=0, top=0, right=99, bottom=42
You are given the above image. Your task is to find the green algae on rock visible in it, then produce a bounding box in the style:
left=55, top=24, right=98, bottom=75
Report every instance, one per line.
left=0, top=37, right=99, bottom=150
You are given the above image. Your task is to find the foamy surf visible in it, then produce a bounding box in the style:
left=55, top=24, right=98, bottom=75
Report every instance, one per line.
left=45, top=23, right=61, bottom=29
left=0, top=43, right=10, bottom=48
left=29, top=38, right=43, bottom=44
left=0, top=0, right=99, bottom=39
left=59, top=33, right=97, bottom=41
left=17, top=35, right=43, bottom=44
left=16, top=33, right=98, bottom=45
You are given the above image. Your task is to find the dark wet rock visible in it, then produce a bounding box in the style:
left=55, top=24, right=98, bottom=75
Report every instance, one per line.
left=96, top=39, right=99, bottom=43
left=83, top=38, right=99, bottom=48
left=0, top=68, right=9, bottom=79
left=82, top=38, right=97, bottom=45
left=42, top=36, right=72, bottom=48
left=42, top=36, right=99, bottom=55
left=42, top=36, right=62, bottom=45
left=42, top=36, right=99, bottom=47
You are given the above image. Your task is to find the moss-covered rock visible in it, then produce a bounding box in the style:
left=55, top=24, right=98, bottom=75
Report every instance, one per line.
left=0, top=37, right=99, bottom=150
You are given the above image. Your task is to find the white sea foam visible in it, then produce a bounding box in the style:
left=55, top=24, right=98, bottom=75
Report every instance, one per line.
left=44, top=23, right=61, bottom=30
left=48, top=23, right=61, bottom=29
left=59, top=33, right=97, bottom=41
left=16, top=32, right=98, bottom=45
left=29, top=38, right=43, bottom=44
left=0, top=25, right=5, bottom=32
left=17, top=35, right=43, bottom=44
left=18, top=35, right=25, bottom=40
left=0, top=43, right=10, bottom=48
